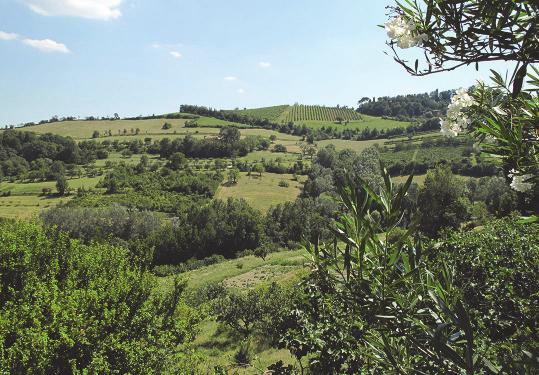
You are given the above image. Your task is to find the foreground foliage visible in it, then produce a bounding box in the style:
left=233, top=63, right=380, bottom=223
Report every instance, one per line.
left=278, top=169, right=538, bottom=374
left=0, top=220, right=200, bottom=374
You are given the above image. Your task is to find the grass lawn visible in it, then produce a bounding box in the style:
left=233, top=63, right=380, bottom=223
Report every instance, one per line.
left=215, top=172, right=303, bottom=212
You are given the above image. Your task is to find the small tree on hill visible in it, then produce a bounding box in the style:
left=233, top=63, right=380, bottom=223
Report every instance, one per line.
left=252, top=164, right=264, bottom=177
left=56, top=175, right=68, bottom=196
left=228, top=168, right=240, bottom=184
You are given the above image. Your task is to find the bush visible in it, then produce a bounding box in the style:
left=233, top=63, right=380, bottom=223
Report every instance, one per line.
left=0, top=221, right=200, bottom=374
left=435, top=218, right=539, bottom=373
left=273, top=144, right=287, bottom=153
left=278, top=180, right=290, bottom=187
left=162, top=122, right=172, bottom=130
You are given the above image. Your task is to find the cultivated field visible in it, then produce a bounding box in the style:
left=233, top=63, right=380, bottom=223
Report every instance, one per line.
left=225, top=104, right=409, bottom=131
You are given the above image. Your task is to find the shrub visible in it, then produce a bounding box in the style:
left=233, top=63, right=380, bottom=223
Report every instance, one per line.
left=434, top=218, right=539, bottom=373
left=0, top=221, right=200, bottom=374
left=278, top=180, right=289, bottom=188
left=273, top=144, right=287, bottom=153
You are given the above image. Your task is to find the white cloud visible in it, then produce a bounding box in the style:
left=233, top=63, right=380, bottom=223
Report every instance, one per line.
left=170, top=51, right=182, bottom=59
left=237, top=88, right=245, bottom=94
left=224, top=76, right=238, bottom=81
left=259, top=61, right=271, bottom=68
left=23, top=0, right=123, bottom=20
left=150, top=43, right=161, bottom=49
left=0, top=31, right=19, bottom=41
left=22, top=38, right=70, bottom=53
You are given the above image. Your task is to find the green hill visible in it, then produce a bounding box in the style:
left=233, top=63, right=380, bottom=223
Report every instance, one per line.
left=5, top=116, right=246, bottom=140
left=226, top=104, right=363, bottom=123
left=225, top=105, right=290, bottom=122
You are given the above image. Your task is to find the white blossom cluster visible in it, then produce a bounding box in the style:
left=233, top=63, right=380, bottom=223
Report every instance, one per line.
left=440, top=88, right=475, bottom=137
left=509, top=169, right=534, bottom=193
left=385, top=15, right=427, bottom=49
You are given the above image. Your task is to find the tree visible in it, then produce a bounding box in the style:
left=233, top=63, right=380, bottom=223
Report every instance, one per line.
left=417, top=166, right=470, bottom=236
left=219, top=126, right=241, bottom=144
left=167, top=152, right=187, bottom=171
left=252, top=163, right=264, bottom=177
left=92, top=130, right=100, bottom=138
left=387, top=1, right=538, bottom=82
left=55, top=175, right=68, bottom=196
left=228, top=167, right=240, bottom=184
left=386, top=0, right=538, bottom=214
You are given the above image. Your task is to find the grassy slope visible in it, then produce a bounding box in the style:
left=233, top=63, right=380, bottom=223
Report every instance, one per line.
left=225, top=105, right=409, bottom=130
left=10, top=116, right=244, bottom=140
left=225, top=105, right=290, bottom=122
left=156, top=248, right=309, bottom=373
left=215, top=172, right=303, bottom=212
left=0, top=176, right=104, bottom=218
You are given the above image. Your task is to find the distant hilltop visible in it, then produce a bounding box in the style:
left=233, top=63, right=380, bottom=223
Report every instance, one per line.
left=225, top=104, right=362, bottom=123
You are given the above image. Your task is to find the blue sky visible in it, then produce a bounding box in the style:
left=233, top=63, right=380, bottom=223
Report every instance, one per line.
left=0, top=0, right=510, bottom=125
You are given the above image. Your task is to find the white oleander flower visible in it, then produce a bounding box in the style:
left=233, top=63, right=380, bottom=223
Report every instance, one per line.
left=385, top=16, right=427, bottom=49
left=509, top=169, right=534, bottom=192
left=440, top=88, right=475, bottom=137
left=440, top=118, right=460, bottom=137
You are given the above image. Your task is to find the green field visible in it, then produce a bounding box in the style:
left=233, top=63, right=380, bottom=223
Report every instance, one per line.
left=0, top=176, right=102, bottom=196
left=0, top=176, right=104, bottom=218
left=0, top=195, right=72, bottom=218
left=215, top=172, right=303, bottom=212
left=10, top=116, right=245, bottom=140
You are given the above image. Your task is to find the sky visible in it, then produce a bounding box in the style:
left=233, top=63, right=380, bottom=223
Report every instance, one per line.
left=0, top=0, right=512, bottom=125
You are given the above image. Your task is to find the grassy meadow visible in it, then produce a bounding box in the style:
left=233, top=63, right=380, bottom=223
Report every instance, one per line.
left=216, top=172, right=304, bottom=212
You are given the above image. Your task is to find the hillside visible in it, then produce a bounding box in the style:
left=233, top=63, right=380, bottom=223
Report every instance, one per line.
left=226, top=104, right=363, bottom=123
left=8, top=116, right=246, bottom=140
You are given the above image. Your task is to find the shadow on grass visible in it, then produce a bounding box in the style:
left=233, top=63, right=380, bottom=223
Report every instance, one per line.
left=196, top=323, right=244, bottom=351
